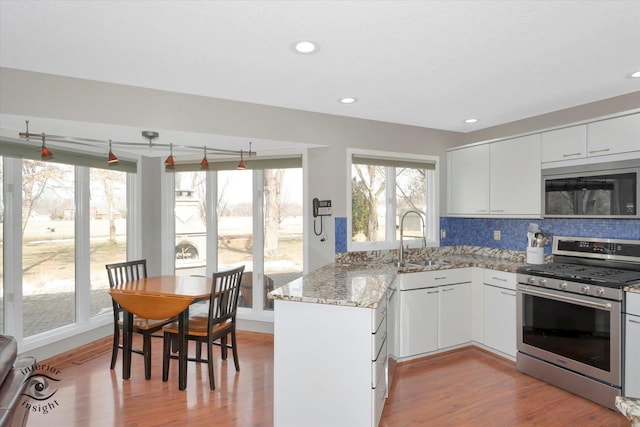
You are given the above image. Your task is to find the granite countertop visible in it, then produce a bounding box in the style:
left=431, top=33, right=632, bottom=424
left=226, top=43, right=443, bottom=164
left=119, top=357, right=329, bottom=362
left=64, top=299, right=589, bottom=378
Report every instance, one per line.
left=625, top=285, right=640, bottom=294
left=615, top=396, right=640, bottom=426
left=268, top=247, right=530, bottom=308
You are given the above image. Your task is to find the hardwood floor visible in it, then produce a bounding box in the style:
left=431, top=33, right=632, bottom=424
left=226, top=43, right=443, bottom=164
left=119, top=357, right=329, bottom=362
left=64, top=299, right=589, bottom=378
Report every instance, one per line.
left=23, top=333, right=627, bottom=426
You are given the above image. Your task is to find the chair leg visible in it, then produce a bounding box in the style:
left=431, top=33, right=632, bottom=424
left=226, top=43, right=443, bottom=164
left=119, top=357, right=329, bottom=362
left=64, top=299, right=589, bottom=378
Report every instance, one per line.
left=221, top=336, right=228, bottom=360
left=110, top=325, right=120, bottom=369
left=207, top=338, right=216, bottom=390
left=195, top=341, right=202, bottom=360
left=231, top=329, right=240, bottom=372
left=162, top=332, right=171, bottom=382
left=143, top=334, right=152, bottom=380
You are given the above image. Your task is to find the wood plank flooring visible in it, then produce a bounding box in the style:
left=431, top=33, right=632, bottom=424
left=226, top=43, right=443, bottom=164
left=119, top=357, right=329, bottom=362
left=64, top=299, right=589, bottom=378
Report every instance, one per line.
left=21, top=332, right=627, bottom=426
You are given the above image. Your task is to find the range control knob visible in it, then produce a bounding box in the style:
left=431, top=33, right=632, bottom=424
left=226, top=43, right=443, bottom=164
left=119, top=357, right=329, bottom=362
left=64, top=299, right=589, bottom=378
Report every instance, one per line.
left=527, top=277, right=535, bottom=285
left=558, top=282, right=568, bottom=290
left=581, top=285, right=590, bottom=294
left=596, top=288, right=606, bottom=297
left=538, top=278, right=547, bottom=287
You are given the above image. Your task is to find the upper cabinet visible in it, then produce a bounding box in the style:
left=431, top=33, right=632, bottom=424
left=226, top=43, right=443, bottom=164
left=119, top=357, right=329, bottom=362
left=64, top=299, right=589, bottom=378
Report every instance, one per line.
left=541, top=113, right=640, bottom=163
left=541, top=125, right=586, bottom=162
left=490, top=134, right=541, bottom=216
left=447, top=144, right=490, bottom=215
left=448, top=134, right=540, bottom=217
left=587, top=114, right=640, bottom=157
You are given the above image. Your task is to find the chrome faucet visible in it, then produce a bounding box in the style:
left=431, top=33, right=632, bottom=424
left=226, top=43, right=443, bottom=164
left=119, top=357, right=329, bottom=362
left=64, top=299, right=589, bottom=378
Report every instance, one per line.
left=399, top=209, right=427, bottom=265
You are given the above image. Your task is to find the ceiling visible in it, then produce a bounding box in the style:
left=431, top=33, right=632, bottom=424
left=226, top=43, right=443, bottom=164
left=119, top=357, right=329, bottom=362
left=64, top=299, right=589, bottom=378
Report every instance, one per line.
left=1, top=1, right=640, bottom=155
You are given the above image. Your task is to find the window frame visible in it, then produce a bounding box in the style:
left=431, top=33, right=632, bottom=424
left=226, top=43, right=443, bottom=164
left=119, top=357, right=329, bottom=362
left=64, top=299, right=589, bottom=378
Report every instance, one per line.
left=347, top=148, right=440, bottom=252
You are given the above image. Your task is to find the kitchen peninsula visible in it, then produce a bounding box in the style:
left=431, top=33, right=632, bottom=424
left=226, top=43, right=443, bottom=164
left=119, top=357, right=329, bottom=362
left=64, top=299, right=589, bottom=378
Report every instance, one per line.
left=269, top=247, right=528, bottom=427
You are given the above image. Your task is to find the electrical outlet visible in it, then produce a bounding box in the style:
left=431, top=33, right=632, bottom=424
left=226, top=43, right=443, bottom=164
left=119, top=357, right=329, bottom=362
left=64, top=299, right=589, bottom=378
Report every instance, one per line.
left=493, top=230, right=501, bottom=241
left=440, top=229, right=446, bottom=239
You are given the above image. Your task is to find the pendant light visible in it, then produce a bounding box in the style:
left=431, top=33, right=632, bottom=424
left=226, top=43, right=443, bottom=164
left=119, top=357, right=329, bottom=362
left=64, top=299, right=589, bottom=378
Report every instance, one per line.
left=200, top=146, right=209, bottom=169
left=165, top=143, right=175, bottom=167
left=107, top=139, right=119, bottom=164
left=40, top=133, right=53, bottom=159
left=236, top=149, right=246, bottom=170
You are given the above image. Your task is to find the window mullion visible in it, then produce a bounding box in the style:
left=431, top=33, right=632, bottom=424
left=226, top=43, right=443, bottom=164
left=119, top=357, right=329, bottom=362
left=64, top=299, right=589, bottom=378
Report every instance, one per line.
left=75, top=166, right=90, bottom=324
left=387, top=166, right=397, bottom=243
left=253, top=170, right=265, bottom=312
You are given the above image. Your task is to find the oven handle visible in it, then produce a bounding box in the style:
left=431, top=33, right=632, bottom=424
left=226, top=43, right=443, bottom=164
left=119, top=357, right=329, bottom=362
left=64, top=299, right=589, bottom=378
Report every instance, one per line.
left=519, top=287, right=613, bottom=311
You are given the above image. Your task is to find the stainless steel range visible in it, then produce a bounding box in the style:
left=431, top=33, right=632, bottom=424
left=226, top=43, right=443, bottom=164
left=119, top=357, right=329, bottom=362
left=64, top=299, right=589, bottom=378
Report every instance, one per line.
left=516, top=236, right=640, bottom=410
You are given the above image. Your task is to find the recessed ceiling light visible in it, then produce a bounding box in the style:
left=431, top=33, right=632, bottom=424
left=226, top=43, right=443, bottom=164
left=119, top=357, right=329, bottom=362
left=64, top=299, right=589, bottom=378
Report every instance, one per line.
left=339, top=97, right=357, bottom=104
left=630, top=71, right=640, bottom=78
left=464, top=118, right=479, bottom=124
left=291, top=40, right=319, bottom=54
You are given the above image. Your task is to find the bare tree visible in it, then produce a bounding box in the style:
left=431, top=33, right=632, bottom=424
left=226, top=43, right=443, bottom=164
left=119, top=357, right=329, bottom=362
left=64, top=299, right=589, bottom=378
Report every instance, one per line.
left=353, top=164, right=386, bottom=240
left=21, top=160, right=66, bottom=236
left=91, top=168, right=125, bottom=243
left=264, top=169, right=284, bottom=256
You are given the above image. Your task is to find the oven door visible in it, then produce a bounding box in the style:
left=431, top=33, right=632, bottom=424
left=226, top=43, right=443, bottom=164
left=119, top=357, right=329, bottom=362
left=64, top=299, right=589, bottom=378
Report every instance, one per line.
left=516, top=283, right=621, bottom=386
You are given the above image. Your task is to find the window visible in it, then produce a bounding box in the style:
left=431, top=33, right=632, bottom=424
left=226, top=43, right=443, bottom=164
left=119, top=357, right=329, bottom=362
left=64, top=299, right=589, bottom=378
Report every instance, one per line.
left=174, top=171, right=207, bottom=276
left=348, top=149, right=438, bottom=251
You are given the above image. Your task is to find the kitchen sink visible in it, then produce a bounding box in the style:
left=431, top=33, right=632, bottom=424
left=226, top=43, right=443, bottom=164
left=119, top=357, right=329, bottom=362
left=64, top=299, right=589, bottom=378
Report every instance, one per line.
left=396, top=260, right=449, bottom=269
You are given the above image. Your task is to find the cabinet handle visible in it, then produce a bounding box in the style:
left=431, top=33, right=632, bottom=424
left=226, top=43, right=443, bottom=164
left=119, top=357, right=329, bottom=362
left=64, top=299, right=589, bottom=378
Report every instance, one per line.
left=562, top=152, right=583, bottom=157
left=442, top=288, right=455, bottom=292
left=475, top=210, right=487, bottom=213
left=434, top=277, right=447, bottom=280
left=427, top=290, right=439, bottom=294
left=492, top=276, right=507, bottom=282
left=630, top=319, right=640, bottom=324
left=490, top=209, right=505, bottom=213
left=588, top=148, right=610, bottom=154
left=500, top=291, right=516, bottom=297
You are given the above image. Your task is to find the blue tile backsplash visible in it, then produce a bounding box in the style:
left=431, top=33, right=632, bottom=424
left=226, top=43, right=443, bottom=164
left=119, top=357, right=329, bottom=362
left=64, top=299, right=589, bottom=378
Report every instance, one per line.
left=334, top=216, right=640, bottom=254
left=440, top=217, right=640, bottom=253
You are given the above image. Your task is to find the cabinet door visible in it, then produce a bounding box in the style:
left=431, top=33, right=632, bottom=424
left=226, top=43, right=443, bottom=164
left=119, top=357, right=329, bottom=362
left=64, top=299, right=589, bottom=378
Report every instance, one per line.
left=482, top=284, right=517, bottom=358
left=541, top=125, right=587, bottom=162
left=448, top=144, right=490, bottom=215
left=399, top=288, right=439, bottom=357
left=490, top=134, right=541, bottom=215
left=439, top=282, right=471, bottom=348
left=625, top=313, right=640, bottom=397
left=588, top=113, right=640, bottom=157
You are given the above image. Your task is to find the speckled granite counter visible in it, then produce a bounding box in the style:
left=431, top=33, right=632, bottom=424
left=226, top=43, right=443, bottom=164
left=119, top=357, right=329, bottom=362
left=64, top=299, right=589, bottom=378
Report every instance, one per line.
left=269, top=246, right=532, bottom=308
left=615, top=396, right=640, bottom=426
left=626, top=285, right=640, bottom=294
left=268, top=262, right=396, bottom=308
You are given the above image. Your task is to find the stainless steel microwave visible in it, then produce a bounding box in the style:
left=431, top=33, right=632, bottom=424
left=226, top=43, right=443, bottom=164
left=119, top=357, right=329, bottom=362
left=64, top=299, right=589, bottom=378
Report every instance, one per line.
left=542, top=159, right=640, bottom=218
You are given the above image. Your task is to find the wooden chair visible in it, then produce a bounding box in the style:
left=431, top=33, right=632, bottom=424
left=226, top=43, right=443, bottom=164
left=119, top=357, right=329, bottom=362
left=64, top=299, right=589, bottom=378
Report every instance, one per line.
left=106, top=260, right=176, bottom=380
left=162, top=265, right=245, bottom=390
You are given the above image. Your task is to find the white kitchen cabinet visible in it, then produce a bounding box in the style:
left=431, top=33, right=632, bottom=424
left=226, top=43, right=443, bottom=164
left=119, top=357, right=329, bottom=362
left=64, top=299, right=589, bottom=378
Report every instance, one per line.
left=541, top=125, right=587, bottom=162
left=588, top=113, right=640, bottom=157
left=273, top=297, right=387, bottom=427
left=490, top=134, right=541, bottom=216
left=400, top=287, right=439, bottom=356
left=439, top=282, right=471, bottom=348
left=448, top=134, right=540, bottom=217
left=625, top=292, right=640, bottom=397
left=448, top=144, right=490, bottom=215
left=398, top=268, right=472, bottom=358
left=482, top=270, right=517, bottom=358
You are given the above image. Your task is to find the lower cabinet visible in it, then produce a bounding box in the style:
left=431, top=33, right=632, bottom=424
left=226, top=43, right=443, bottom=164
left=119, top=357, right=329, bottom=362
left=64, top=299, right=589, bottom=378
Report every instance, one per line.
left=625, top=292, right=640, bottom=397
left=273, top=298, right=387, bottom=427
left=399, top=279, right=471, bottom=358
left=482, top=273, right=517, bottom=358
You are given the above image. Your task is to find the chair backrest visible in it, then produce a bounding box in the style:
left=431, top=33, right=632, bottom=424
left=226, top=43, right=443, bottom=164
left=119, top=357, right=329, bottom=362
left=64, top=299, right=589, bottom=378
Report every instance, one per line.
left=105, top=260, right=148, bottom=288
left=208, top=265, right=245, bottom=329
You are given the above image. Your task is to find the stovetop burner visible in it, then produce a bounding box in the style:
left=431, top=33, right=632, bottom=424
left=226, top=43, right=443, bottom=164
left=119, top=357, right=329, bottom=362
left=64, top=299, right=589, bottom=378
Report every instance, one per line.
left=517, top=262, right=640, bottom=287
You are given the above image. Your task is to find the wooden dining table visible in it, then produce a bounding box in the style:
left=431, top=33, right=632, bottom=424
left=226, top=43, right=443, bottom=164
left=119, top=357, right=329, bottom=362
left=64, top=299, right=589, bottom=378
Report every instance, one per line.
left=108, top=275, right=212, bottom=390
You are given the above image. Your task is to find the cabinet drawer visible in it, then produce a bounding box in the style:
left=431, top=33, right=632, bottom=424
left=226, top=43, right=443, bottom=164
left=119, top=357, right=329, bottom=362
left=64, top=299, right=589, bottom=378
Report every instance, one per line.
left=372, top=316, right=387, bottom=360
left=372, top=297, right=387, bottom=332
left=483, top=269, right=516, bottom=291
left=627, top=291, right=640, bottom=316
left=372, top=339, right=387, bottom=388
left=398, top=267, right=472, bottom=290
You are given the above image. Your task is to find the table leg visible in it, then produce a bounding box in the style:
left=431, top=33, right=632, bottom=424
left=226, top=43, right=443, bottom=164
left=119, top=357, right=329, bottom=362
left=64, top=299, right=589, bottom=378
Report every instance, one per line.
left=123, top=309, right=133, bottom=380
left=178, top=306, right=189, bottom=390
